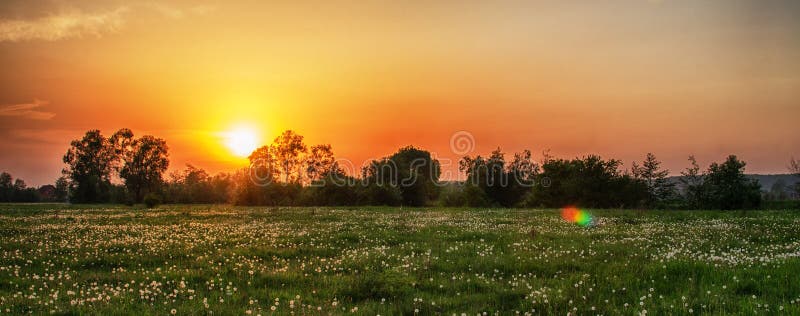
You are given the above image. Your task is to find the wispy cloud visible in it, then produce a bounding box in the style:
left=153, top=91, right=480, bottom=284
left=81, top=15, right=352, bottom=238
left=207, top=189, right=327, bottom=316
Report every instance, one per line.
left=0, top=4, right=215, bottom=42
left=144, top=3, right=215, bottom=19
left=0, top=8, right=129, bottom=42
left=0, top=99, right=55, bottom=120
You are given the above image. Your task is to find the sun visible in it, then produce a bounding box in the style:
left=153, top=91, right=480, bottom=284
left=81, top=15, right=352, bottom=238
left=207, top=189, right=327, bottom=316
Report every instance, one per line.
left=224, top=126, right=259, bottom=157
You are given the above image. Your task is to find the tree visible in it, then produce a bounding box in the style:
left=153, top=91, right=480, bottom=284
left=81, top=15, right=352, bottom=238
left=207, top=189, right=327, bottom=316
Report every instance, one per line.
left=305, top=144, right=338, bottom=183
left=166, top=164, right=214, bottom=203
left=109, top=128, right=135, bottom=173
left=119, top=135, right=170, bottom=203
left=529, top=155, right=647, bottom=208
left=459, top=148, right=539, bottom=207
left=679, top=156, right=704, bottom=209
left=0, top=172, right=12, bottom=202
left=791, top=157, right=800, bottom=196
left=63, top=130, right=115, bottom=203
left=364, top=146, right=440, bottom=206
left=54, top=176, right=69, bottom=202
left=0, top=172, right=41, bottom=202
left=13, top=179, right=26, bottom=190
left=703, top=155, right=761, bottom=210
left=271, top=130, right=307, bottom=183
left=247, top=145, right=278, bottom=186
left=632, top=153, right=675, bottom=207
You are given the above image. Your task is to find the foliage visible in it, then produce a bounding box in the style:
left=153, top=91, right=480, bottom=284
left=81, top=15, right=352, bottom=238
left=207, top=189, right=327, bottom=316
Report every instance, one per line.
left=363, top=146, right=441, bottom=206
left=678, top=155, right=762, bottom=210
left=305, top=144, right=338, bottom=183
left=702, top=155, right=762, bottom=210
left=272, top=130, right=308, bottom=183
left=631, top=153, right=676, bottom=207
left=118, top=135, right=170, bottom=203
left=791, top=157, right=800, bottom=196
left=51, top=128, right=789, bottom=209
left=62, top=129, right=169, bottom=203
left=0, top=172, right=42, bottom=202
left=459, top=148, right=537, bottom=207
left=62, top=130, right=115, bottom=203
left=164, top=165, right=233, bottom=204
left=143, top=192, right=162, bottom=208
left=679, top=156, right=705, bottom=209
left=529, top=155, right=648, bottom=208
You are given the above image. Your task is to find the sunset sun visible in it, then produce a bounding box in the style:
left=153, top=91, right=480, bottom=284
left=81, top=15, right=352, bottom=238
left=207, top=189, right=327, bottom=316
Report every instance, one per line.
left=223, top=126, right=259, bottom=157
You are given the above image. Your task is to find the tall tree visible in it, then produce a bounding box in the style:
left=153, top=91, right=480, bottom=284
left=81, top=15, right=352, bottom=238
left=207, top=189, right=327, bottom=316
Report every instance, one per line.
left=54, top=176, right=69, bottom=202
left=305, top=144, right=338, bottom=183
left=632, top=153, right=675, bottom=207
left=271, top=130, right=307, bottom=183
left=119, top=135, right=170, bottom=202
left=108, top=128, right=135, bottom=177
left=0, top=172, right=12, bottom=202
left=63, top=130, right=115, bottom=203
left=679, top=155, right=704, bottom=209
left=248, top=145, right=278, bottom=185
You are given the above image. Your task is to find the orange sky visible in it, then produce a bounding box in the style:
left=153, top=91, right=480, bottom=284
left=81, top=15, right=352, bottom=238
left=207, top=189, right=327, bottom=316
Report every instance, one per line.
left=1, top=0, right=799, bottom=185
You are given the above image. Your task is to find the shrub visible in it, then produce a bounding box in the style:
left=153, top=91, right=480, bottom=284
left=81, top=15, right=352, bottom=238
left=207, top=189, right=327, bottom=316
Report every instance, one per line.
left=143, top=193, right=162, bottom=208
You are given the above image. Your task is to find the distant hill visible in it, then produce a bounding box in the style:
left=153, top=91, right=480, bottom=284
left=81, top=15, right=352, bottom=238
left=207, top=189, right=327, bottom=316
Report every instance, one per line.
left=746, top=174, right=800, bottom=191
left=668, top=174, right=799, bottom=196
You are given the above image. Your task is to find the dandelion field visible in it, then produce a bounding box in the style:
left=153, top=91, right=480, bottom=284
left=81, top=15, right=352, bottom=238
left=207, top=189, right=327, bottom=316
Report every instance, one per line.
left=1, top=205, right=799, bottom=315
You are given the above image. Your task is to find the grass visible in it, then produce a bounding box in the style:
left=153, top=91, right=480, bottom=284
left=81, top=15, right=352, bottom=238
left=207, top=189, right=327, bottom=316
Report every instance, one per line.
left=0, top=204, right=798, bottom=314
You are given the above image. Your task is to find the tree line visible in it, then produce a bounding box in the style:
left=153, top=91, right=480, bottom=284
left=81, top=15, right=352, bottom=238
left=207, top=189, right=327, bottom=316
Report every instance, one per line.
left=22, top=128, right=799, bottom=209
left=0, top=172, right=67, bottom=202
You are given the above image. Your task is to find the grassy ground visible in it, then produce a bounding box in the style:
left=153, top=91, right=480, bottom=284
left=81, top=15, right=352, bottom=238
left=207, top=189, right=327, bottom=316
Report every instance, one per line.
left=0, top=204, right=799, bottom=315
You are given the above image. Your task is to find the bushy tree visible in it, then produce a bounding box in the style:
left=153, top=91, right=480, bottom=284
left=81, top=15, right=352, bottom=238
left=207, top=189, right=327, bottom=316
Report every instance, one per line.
left=237, top=132, right=339, bottom=206
left=459, top=148, right=537, bottom=207
left=272, top=130, right=307, bottom=183
left=702, top=155, right=761, bottom=209
left=305, top=144, right=338, bottom=183
left=63, top=128, right=171, bottom=204
left=529, top=155, right=647, bottom=208
left=363, top=146, right=440, bottom=206
left=303, top=171, right=359, bottom=206
left=166, top=164, right=222, bottom=203
left=119, top=135, right=170, bottom=203
left=248, top=145, right=278, bottom=184
left=62, top=130, right=115, bottom=203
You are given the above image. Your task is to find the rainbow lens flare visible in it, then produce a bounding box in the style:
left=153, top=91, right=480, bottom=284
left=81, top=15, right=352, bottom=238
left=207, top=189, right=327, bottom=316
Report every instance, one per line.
left=561, top=206, right=593, bottom=227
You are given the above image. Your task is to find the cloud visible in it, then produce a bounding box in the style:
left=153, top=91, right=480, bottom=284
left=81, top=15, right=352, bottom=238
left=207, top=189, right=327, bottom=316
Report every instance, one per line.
left=0, top=99, right=55, bottom=120
left=0, top=4, right=215, bottom=42
left=144, top=3, right=215, bottom=19
left=0, top=7, right=129, bottom=42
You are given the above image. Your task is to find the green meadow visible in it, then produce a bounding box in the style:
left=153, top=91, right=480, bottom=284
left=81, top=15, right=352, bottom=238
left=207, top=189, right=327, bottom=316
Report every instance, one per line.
left=0, top=204, right=799, bottom=315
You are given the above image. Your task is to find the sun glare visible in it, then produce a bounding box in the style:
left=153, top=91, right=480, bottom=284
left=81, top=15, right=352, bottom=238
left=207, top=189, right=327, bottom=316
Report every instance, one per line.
left=224, top=127, right=259, bottom=157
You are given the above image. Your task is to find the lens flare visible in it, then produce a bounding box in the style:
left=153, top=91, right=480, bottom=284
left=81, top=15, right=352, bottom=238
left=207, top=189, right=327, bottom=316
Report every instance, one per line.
left=561, top=206, right=593, bottom=227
